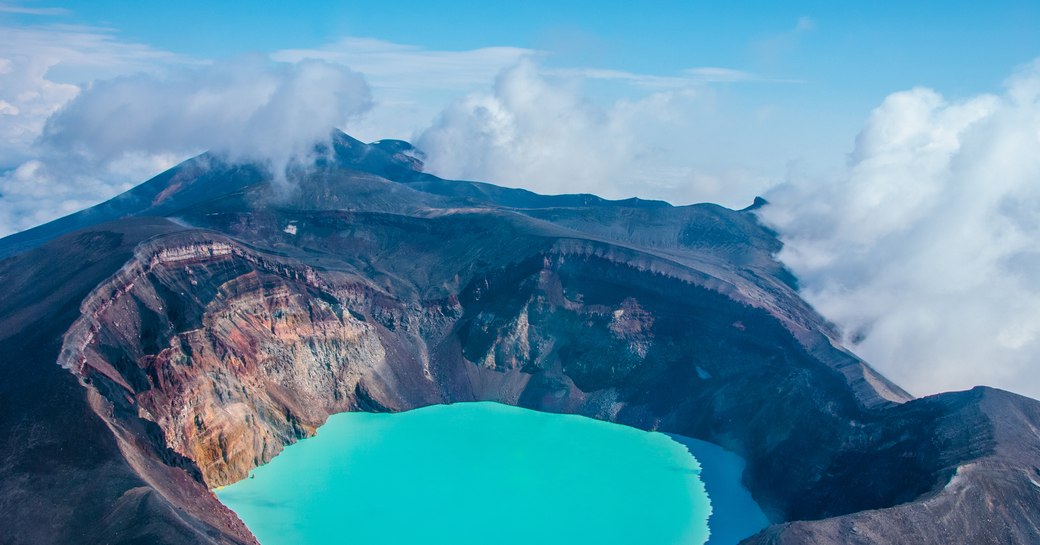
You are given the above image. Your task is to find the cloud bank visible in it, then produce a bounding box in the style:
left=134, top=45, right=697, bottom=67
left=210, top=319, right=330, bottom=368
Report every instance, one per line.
left=417, top=60, right=646, bottom=197
left=416, top=60, right=778, bottom=206
left=0, top=45, right=371, bottom=235
left=41, top=55, right=371, bottom=167
left=272, top=37, right=534, bottom=144
left=0, top=31, right=536, bottom=236
left=0, top=30, right=787, bottom=235
left=760, top=60, right=1040, bottom=399
left=0, top=24, right=183, bottom=168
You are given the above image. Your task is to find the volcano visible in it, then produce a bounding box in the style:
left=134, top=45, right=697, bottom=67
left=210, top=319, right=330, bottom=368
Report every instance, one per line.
left=1, top=131, right=1038, bottom=545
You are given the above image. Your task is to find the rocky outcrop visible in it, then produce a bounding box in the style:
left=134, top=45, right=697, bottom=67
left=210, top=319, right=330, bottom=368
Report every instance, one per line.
left=745, top=387, right=1040, bottom=545
left=0, top=218, right=258, bottom=545
left=59, top=235, right=427, bottom=486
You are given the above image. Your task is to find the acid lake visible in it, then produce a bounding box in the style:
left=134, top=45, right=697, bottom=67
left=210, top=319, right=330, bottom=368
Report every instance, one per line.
left=216, top=402, right=767, bottom=545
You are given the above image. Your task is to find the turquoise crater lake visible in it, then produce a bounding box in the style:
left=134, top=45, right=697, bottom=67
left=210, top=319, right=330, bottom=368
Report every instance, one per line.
left=216, top=402, right=765, bottom=545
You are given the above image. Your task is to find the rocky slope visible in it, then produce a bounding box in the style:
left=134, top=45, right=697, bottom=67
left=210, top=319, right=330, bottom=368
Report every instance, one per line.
left=1, top=131, right=1038, bottom=544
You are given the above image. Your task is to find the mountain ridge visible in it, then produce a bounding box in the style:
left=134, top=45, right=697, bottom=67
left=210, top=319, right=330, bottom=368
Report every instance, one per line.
left=0, top=131, right=672, bottom=260
left=1, top=131, right=1038, bottom=545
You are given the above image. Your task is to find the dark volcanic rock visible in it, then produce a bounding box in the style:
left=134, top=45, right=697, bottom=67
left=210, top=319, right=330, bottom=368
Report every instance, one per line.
left=1, top=131, right=1038, bottom=544
left=0, top=219, right=255, bottom=545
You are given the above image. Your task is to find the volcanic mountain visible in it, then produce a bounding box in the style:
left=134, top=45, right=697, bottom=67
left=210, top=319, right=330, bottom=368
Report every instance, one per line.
left=1, top=131, right=1038, bottom=544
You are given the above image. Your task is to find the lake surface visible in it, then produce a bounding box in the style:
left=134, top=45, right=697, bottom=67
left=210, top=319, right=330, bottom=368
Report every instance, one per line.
left=217, top=402, right=766, bottom=545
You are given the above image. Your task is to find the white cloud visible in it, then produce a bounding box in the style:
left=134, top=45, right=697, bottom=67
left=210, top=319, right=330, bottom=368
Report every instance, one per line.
left=0, top=157, right=153, bottom=234
left=0, top=23, right=202, bottom=235
left=0, top=2, right=68, bottom=16
left=547, top=66, right=797, bottom=90
left=273, top=37, right=533, bottom=92
left=759, top=59, right=1040, bottom=399
left=0, top=24, right=187, bottom=167
left=416, top=60, right=664, bottom=197
left=41, top=55, right=371, bottom=166
left=0, top=44, right=372, bottom=236
left=544, top=67, right=693, bottom=90
left=272, top=37, right=534, bottom=143
left=416, top=60, right=779, bottom=206
left=1, top=30, right=546, bottom=236
left=0, top=29, right=786, bottom=237
left=683, top=67, right=757, bottom=83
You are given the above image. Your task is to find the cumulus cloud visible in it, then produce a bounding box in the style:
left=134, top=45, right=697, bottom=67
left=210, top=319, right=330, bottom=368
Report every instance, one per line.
left=1, top=32, right=544, bottom=236
left=0, top=51, right=371, bottom=236
left=0, top=23, right=198, bottom=235
left=416, top=60, right=779, bottom=206
left=0, top=24, right=183, bottom=167
left=1, top=29, right=784, bottom=236
left=272, top=37, right=533, bottom=143
left=760, top=59, right=1040, bottom=399
left=41, top=55, right=371, bottom=168
left=417, top=60, right=632, bottom=195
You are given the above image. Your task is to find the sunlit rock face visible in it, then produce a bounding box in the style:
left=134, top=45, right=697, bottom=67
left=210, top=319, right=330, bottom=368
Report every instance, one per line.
left=60, top=237, right=395, bottom=486
left=1, top=131, right=1039, bottom=545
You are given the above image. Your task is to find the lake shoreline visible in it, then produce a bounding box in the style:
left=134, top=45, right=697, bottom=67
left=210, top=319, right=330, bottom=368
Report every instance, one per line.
left=216, top=402, right=771, bottom=545
left=666, top=433, right=770, bottom=545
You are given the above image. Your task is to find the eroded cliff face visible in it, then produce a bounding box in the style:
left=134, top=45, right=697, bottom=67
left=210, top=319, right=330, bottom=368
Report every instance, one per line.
left=60, top=237, right=427, bottom=486
left=0, top=219, right=260, bottom=545
left=59, top=234, right=685, bottom=487
left=59, top=229, right=977, bottom=526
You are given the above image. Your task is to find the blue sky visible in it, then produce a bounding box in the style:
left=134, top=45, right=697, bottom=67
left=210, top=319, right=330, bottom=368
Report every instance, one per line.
left=3, top=1, right=1040, bottom=399
left=18, top=1, right=1040, bottom=100
left=32, top=2, right=1040, bottom=81
left=5, top=0, right=1036, bottom=198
